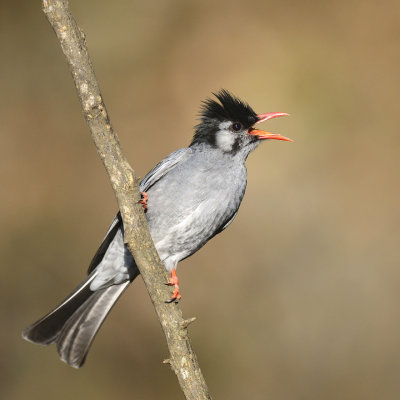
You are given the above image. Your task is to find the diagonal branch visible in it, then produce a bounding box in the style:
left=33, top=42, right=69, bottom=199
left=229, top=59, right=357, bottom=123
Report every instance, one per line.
left=41, top=1, right=211, bottom=399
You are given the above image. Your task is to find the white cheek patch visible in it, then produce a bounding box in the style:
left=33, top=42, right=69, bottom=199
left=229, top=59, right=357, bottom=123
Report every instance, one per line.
left=216, top=129, right=235, bottom=152
left=216, top=121, right=235, bottom=152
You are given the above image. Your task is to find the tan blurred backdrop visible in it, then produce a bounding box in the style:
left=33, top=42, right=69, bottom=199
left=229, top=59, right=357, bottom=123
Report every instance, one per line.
left=1, top=0, right=400, bottom=399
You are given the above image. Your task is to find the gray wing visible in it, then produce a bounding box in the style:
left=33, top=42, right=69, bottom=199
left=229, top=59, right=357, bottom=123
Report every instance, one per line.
left=88, top=148, right=192, bottom=285
left=139, top=148, right=192, bottom=192
left=87, top=214, right=122, bottom=274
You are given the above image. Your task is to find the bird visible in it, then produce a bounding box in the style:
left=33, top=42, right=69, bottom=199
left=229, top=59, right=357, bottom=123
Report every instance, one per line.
left=22, top=89, right=291, bottom=368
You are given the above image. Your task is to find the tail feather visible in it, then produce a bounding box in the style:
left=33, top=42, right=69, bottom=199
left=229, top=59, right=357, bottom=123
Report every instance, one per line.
left=22, top=271, right=99, bottom=345
left=57, top=281, right=131, bottom=368
left=22, top=213, right=140, bottom=368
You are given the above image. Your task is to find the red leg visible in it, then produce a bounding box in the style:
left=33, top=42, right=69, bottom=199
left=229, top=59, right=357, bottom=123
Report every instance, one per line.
left=139, top=191, right=148, bottom=212
left=165, top=269, right=182, bottom=303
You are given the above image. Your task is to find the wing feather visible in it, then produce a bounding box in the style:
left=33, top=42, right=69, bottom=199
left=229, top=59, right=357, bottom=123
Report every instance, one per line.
left=140, top=148, right=192, bottom=192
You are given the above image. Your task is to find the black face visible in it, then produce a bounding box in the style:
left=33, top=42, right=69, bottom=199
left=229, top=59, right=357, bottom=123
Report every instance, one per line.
left=190, top=90, right=258, bottom=147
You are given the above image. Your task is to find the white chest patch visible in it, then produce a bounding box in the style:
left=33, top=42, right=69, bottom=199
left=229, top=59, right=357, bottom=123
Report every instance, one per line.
left=216, top=121, right=235, bottom=152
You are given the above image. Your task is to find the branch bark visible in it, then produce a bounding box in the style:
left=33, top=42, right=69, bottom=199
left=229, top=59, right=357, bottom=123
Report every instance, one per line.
left=41, top=1, right=211, bottom=399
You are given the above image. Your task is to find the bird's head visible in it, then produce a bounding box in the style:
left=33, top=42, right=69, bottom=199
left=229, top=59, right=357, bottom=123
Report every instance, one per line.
left=190, top=90, right=291, bottom=157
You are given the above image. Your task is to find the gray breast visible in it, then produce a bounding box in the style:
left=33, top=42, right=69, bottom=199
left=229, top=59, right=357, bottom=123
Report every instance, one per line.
left=145, top=149, right=247, bottom=271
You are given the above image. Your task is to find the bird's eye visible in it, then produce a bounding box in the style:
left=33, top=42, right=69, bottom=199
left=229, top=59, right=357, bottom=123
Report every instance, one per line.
left=231, top=122, right=242, bottom=132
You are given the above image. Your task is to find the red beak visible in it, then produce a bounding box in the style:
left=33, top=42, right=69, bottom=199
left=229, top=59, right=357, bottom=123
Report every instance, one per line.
left=257, top=112, right=290, bottom=123
left=248, top=112, right=292, bottom=142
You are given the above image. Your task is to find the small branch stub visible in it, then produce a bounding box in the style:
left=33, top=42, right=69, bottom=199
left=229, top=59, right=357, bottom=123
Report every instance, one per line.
left=42, top=1, right=212, bottom=399
left=182, top=317, right=197, bottom=330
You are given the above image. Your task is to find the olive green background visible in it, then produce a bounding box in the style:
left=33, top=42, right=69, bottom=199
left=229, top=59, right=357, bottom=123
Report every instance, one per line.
left=1, top=1, right=400, bottom=399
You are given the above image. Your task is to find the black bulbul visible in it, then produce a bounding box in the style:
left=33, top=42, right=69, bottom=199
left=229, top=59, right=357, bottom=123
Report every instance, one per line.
left=23, top=90, right=291, bottom=368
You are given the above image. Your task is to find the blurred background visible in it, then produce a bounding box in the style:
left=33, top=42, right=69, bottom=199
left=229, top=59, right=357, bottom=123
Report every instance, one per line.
left=1, top=0, right=400, bottom=399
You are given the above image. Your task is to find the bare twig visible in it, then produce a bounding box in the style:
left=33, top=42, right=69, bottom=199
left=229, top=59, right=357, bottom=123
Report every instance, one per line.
left=41, top=1, right=211, bottom=398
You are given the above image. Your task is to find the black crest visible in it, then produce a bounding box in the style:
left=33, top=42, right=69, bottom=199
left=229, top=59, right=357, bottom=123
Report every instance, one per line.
left=191, top=90, right=258, bottom=147
left=200, top=90, right=258, bottom=127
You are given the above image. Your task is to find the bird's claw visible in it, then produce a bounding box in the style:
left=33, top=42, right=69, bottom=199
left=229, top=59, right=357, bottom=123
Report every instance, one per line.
left=139, top=192, right=148, bottom=212
left=165, top=295, right=181, bottom=304
left=165, top=269, right=181, bottom=303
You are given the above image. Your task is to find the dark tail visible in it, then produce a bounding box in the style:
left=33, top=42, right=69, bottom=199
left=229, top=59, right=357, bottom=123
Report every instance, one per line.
left=22, top=270, right=98, bottom=346
left=22, top=269, right=138, bottom=368
left=56, top=280, right=131, bottom=368
left=22, top=213, right=140, bottom=368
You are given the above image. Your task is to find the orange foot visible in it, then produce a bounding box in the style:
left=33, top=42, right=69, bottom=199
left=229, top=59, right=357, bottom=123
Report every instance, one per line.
left=165, top=269, right=182, bottom=303
left=139, top=191, right=148, bottom=212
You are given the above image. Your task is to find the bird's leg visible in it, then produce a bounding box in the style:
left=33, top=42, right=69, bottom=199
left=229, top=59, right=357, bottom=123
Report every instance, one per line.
left=139, top=191, right=148, bottom=212
left=165, top=269, right=181, bottom=303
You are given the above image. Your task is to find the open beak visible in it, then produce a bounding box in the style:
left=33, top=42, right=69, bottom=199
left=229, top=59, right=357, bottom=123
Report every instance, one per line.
left=248, top=112, right=292, bottom=142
